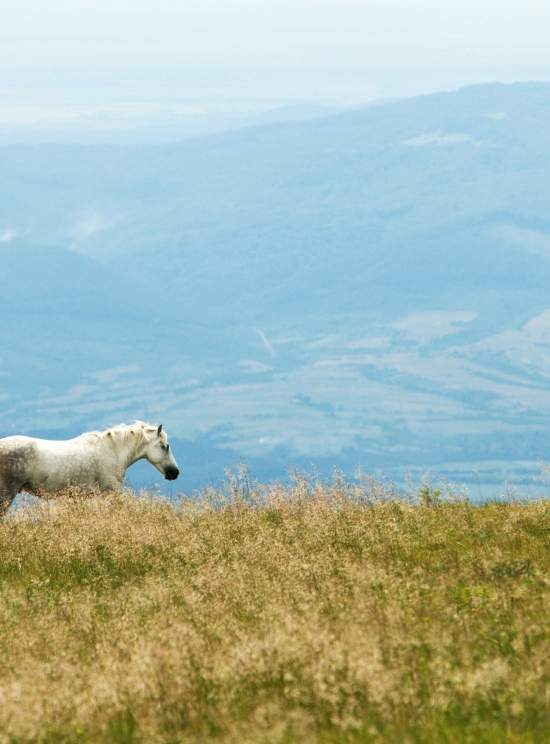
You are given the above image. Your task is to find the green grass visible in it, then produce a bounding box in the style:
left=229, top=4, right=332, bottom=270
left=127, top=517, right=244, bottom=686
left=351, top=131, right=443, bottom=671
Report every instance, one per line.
left=0, top=485, right=549, bottom=743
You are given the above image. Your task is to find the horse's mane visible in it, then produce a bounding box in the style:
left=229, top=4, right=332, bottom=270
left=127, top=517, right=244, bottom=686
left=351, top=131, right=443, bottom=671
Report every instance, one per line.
left=80, top=421, right=159, bottom=446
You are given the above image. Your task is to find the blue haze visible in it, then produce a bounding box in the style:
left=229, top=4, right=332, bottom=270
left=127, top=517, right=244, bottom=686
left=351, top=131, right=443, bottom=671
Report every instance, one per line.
left=2, top=82, right=550, bottom=497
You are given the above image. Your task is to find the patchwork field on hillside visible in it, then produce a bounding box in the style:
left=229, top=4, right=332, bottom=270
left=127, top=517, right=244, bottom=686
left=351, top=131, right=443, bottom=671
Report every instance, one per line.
left=0, top=483, right=549, bottom=742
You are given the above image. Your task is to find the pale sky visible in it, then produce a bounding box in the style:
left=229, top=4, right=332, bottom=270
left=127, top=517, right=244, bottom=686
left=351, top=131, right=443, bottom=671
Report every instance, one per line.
left=1, top=1, right=550, bottom=110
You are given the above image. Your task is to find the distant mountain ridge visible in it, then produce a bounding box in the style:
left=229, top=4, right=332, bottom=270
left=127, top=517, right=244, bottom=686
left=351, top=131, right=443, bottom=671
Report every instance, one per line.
left=2, top=82, right=550, bottom=495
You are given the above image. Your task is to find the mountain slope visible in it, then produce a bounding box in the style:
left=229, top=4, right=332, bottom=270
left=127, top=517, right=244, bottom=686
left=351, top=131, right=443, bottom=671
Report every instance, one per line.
left=2, top=82, right=550, bottom=493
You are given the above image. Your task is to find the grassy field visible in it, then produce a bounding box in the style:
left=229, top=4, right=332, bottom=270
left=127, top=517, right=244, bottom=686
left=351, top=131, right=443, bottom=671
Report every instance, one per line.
left=0, top=479, right=549, bottom=743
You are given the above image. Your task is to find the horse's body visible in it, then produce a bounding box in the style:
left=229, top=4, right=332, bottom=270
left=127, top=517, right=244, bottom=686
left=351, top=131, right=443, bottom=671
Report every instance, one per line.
left=0, top=422, right=180, bottom=516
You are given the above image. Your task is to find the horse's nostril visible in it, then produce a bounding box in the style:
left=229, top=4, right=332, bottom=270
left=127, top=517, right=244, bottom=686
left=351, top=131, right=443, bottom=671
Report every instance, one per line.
left=165, top=466, right=180, bottom=481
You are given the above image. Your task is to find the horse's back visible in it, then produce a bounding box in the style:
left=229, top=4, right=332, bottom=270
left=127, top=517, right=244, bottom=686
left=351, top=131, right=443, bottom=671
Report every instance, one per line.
left=1, top=435, right=78, bottom=457
left=0, top=435, right=38, bottom=456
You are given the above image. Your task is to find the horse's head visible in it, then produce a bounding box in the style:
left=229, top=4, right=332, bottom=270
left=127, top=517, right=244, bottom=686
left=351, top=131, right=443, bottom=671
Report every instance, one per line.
left=142, top=424, right=180, bottom=481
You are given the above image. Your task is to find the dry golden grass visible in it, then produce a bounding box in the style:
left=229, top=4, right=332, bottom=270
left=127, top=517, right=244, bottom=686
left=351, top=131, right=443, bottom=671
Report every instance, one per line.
left=0, top=479, right=549, bottom=743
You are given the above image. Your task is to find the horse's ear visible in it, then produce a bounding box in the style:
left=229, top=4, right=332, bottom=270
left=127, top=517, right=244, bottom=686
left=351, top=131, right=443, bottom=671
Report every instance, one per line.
left=157, top=424, right=163, bottom=436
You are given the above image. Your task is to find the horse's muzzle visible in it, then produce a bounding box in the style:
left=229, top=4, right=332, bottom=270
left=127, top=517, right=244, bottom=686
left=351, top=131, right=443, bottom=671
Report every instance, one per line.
left=165, top=466, right=180, bottom=481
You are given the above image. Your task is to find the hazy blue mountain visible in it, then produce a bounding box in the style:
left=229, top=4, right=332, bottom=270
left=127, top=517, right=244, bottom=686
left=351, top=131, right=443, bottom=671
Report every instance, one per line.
left=2, top=82, right=550, bottom=496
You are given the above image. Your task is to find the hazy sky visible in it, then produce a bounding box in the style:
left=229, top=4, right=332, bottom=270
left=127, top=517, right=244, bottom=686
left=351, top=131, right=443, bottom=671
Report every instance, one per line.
left=2, top=0, right=550, bottom=104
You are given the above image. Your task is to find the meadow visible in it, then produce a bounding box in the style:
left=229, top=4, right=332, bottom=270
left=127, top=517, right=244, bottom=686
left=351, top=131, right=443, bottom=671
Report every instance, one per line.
left=0, top=478, right=548, bottom=743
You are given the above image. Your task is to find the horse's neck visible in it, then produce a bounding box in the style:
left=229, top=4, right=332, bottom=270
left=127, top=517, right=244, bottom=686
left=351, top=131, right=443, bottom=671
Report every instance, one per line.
left=103, top=433, right=145, bottom=473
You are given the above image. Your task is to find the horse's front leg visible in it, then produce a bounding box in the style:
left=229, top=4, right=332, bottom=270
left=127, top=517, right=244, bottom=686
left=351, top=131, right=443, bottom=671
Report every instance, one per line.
left=101, top=478, right=123, bottom=495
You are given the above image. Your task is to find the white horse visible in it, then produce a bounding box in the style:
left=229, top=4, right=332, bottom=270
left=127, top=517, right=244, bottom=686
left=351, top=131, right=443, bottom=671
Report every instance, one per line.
left=0, top=421, right=180, bottom=516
